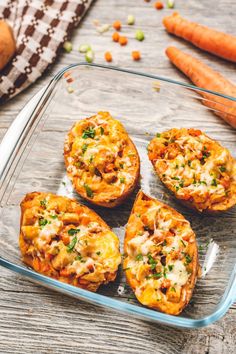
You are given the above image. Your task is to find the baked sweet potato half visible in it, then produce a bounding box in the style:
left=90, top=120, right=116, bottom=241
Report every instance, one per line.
left=124, top=191, right=199, bottom=315
left=19, top=192, right=121, bottom=292
left=64, top=111, right=140, bottom=207
left=148, top=128, right=236, bottom=213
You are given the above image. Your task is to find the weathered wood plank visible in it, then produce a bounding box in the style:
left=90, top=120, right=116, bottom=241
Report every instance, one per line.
left=0, top=0, right=236, bottom=353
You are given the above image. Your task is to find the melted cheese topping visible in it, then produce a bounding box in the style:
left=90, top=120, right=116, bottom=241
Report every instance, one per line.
left=64, top=111, right=140, bottom=205
left=148, top=128, right=236, bottom=212
left=20, top=193, right=121, bottom=292
left=124, top=192, right=197, bottom=310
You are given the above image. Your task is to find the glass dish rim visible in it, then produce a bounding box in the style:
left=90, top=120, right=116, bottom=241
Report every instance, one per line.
left=0, top=63, right=236, bottom=329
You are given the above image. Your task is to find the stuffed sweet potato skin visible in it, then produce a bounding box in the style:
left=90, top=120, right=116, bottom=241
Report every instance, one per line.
left=124, top=191, right=199, bottom=315
left=64, top=112, right=140, bottom=207
left=19, top=192, right=121, bottom=292
left=148, top=128, right=236, bottom=213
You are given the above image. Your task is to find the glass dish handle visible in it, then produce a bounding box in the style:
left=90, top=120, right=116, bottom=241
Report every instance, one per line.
left=0, top=86, right=47, bottom=180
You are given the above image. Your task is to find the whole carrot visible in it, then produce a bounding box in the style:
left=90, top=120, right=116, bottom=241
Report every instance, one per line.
left=166, top=46, right=236, bottom=128
left=163, top=12, right=236, bottom=63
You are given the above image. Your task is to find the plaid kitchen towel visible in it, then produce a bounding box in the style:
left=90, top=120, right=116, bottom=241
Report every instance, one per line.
left=0, top=0, right=93, bottom=103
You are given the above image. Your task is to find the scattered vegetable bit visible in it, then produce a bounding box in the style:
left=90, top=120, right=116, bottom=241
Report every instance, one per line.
left=127, top=15, right=135, bottom=25
left=67, top=236, right=77, bottom=252
left=120, top=177, right=125, bottom=183
left=184, top=254, right=192, bottom=265
left=63, top=41, right=72, bottom=53
left=97, top=24, right=110, bottom=34
left=112, top=32, right=120, bottom=42
left=155, top=1, right=164, bottom=9
left=84, top=183, right=94, bottom=198
left=135, top=29, right=145, bottom=41
left=132, top=50, right=141, bottom=61
left=167, top=0, right=175, bottom=8
left=119, top=36, right=128, bottom=46
left=85, top=50, right=94, bottom=63
left=79, top=44, right=91, bottom=53
left=104, top=51, right=112, bottom=62
left=67, top=86, right=74, bottom=94
left=113, top=20, right=121, bottom=31
left=96, top=251, right=101, bottom=255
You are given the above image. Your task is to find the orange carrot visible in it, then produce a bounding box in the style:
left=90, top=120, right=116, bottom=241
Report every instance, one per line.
left=104, top=51, right=112, bottom=62
left=113, top=20, right=121, bottom=31
left=119, top=36, right=128, bottom=46
left=163, top=12, right=236, bottom=63
left=165, top=46, right=236, bottom=128
left=132, top=51, right=141, bottom=61
left=112, top=32, right=120, bottom=42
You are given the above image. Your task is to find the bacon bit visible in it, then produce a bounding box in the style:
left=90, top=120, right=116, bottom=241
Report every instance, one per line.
left=113, top=20, right=121, bottom=31
left=119, top=36, right=128, bottom=46
left=188, top=128, right=201, bottom=136
left=132, top=51, right=141, bottom=61
left=61, top=234, right=70, bottom=245
left=60, top=269, right=71, bottom=277
left=104, top=51, right=112, bottom=62
left=112, top=32, right=120, bottom=42
left=221, top=176, right=231, bottom=189
left=154, top=1, right=164, bottom=9
left=66, top=77, right=73, bottom=83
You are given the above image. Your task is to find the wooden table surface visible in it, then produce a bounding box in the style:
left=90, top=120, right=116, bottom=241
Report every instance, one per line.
left=0, top=1, right=236, bottom=353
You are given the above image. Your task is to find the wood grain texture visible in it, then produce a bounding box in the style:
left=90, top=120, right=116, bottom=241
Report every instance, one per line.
left=0, top=0, right=236, bottom=353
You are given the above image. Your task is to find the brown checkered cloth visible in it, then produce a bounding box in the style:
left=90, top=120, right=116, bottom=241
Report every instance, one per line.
left=0, top=0, right=93, bottom=104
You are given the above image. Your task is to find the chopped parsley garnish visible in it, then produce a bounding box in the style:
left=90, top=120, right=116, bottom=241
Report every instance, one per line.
left=67, top=236, right=77, bottom=252
left=96, top=251, right=101, bottom=256
left=168, top=264, right=174, bottom=271
left=75, top=254, right=83, bottom=261
left=62, top=181, right=66, bottom=186
left=211, top=178, right=218, bottom=187
left=170, top=287, right=176, bottom=292
left=188, top=160, right=191, bottom=167
left=123, top=267, right=131, bottom=271
left=119, top=163, right=124, bottom=169
left=162, top=240, right=167, bottom=246
left=171, top=176, right=180, bottom=180
left=68, top=228, right=80, bottom=236
left=175, top=164, right=179, bottom=169
left=163, top=267, right=167, bottom=278
left=39, top=218, right=48, bottom=227
left=82, top=127, right=95, bottom=139
left=219, top=166, right=226, bottom=173
left=152, top=272, right=162, bottom=279
left=203, top=145, right=207, bottom=151
left=156, top=133, right=161, bottom=137
left=184, top=254, right=192, bottom=265
left=50, top=215, right=58, bottom=219
left=135, top=254, right=143, bottom=261
left=75, top=161, right=82, bottom=168
left=100, top=127, right=104, bottom=135
left=82, top=143, right=88, bottom=154
left=181, top=239, right=186, bottom=247
left=181, top=164, right=185, bottom=168
left=147, top=254, right=157, bottom=270
left=179, top=180, right=184, bottom=188
left=199, top=180, right=207, bottom=185
left=89, top=155, right=94, bottom=163
left=120, top=177, right=125, bottom=183
left=84, top=184, right=94, bottom=198
left=40, top=199, right=47, bottom=208
left=203, top=151, right=211, bottom=159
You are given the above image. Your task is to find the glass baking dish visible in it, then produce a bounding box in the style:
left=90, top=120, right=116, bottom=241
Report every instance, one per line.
left=0, top=64, right=235, bottom=329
